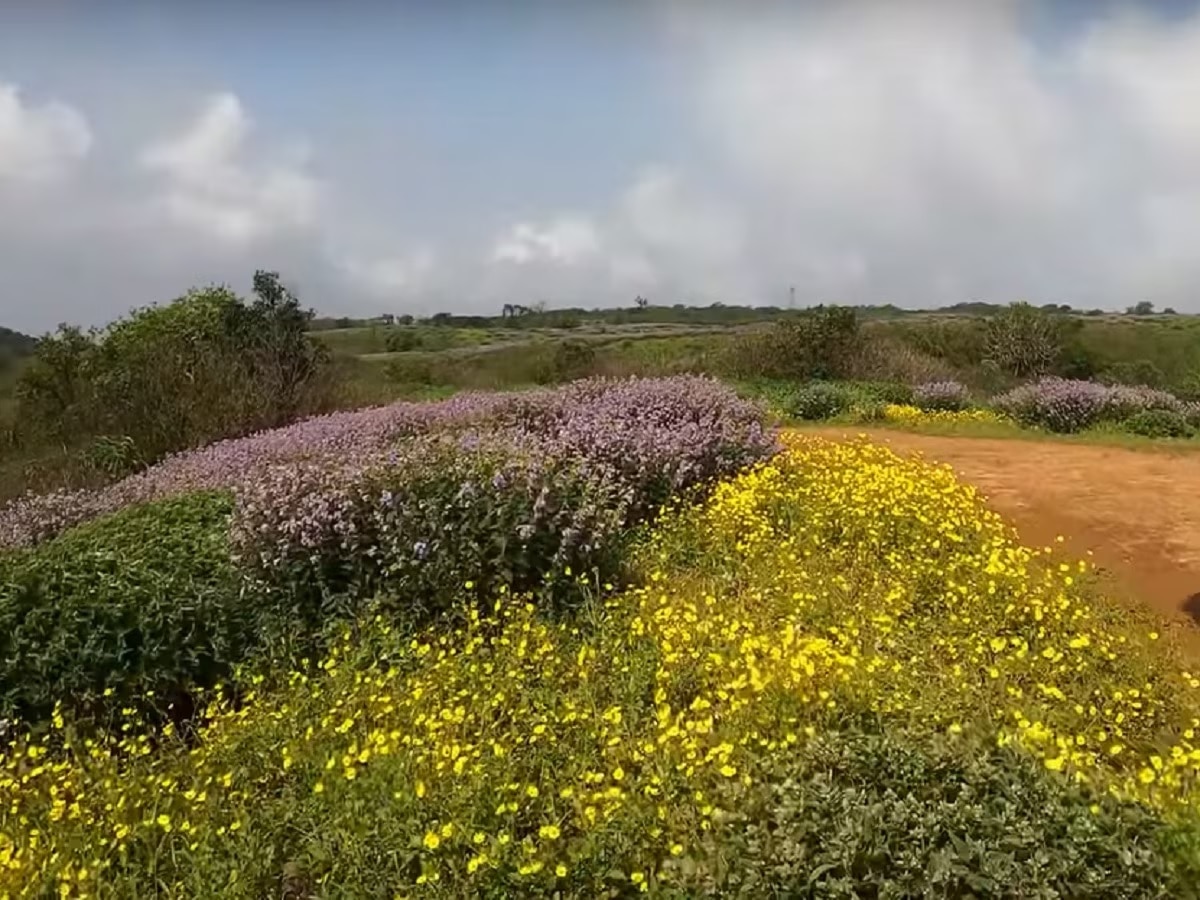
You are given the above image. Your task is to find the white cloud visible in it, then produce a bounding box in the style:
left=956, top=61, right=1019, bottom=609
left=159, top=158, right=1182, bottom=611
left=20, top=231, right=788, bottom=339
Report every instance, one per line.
left=139, top=92, right=320, bottom=247
left=336, top=247, right=436, bottom=298
left=477, top=166, right=748, bottom=306
left=0, top=82, right=91, bottom=183
left=676, top=1, right=1200, bottom=307
left=620, top=166, right=742, bottom=264
left=490, top=216, right=602, bottom=265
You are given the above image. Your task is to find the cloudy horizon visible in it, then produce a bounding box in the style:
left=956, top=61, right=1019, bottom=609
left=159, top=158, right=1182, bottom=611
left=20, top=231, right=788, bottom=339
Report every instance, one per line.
left=3, top=0, right=1200, bottom=334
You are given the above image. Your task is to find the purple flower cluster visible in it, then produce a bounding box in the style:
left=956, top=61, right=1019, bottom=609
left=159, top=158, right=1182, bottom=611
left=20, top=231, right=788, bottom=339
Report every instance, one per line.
left=0, top=392, right=516, bottom=550
left=0, top=376, right=776, bottom=556
left=993, top=378, right=1186, bottom=433
left=912, top=380, right=970, bottom=412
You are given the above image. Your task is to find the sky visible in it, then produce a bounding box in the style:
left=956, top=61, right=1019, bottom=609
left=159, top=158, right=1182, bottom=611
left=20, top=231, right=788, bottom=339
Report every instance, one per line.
left=3, top=0, right=1200, bottom=333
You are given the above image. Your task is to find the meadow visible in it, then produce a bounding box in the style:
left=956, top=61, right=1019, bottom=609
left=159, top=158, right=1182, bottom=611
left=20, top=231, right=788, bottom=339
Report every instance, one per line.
left=5, top=416, right=1200, bottom=896
left=5, top=288, right=1200, bottom=894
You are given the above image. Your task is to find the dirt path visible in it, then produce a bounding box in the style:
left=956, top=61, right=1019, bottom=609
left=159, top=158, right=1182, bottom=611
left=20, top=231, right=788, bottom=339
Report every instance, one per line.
left=808, top=427, right=1200, bottom=640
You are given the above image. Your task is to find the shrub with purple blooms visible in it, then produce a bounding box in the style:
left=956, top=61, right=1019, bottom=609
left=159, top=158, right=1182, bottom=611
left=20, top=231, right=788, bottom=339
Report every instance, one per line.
left=231, top=431, right=635, bottom=617
left=992, top=378, right=1189, bottom=434
left=912, top=380, right=971, bottom=412
left=0, top=377, right=776, bottom=729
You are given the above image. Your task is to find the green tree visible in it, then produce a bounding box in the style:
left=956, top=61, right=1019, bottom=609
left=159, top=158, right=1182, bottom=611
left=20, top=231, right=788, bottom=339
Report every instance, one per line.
left=983, top=302, right=1071, bottom=378
left=15, top=272, right=330, bottom=471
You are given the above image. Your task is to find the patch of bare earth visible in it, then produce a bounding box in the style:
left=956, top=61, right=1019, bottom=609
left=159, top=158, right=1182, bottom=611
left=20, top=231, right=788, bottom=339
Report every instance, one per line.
left=807, top=427, right=1200, bottom=653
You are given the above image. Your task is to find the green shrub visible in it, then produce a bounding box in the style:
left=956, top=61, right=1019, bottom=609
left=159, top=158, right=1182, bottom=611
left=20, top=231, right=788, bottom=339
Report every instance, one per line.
left=847, top=399, right=887, bottom=423
left=534, top=340, right=598, bottom=384
left=853, top=380, right=914, bottom=405
left=384, top=328, right=420, bottom=353
left=679, top=728, right=1191, bottom=898
left=16, top=271, right=331, bottom=469
left=1122, top=409, right=1194, bottom=439
left=0, top=493, right=244, bottom=726
left=851, top=331, right=959, bottom=385
left=984, top=302, right=1073, bottom=378
left=726, top=306, right=862, bottom=380
left=892, top=318, right=987, bottom=369
left=789, top=382, right=855, bottom=420
left=1101, top=359, right=1168, bottom=388
left=385, top=353, right=437, bottom=385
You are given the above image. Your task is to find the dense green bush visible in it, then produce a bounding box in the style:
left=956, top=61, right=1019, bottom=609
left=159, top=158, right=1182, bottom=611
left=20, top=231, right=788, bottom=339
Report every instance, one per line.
left=726, top=306, right=862, bottom=381
left=0, top=493, right=243, bottom=726
left=681, top=728, right=1191, bottom=898
left=534, top=340, right=598, bottom=384
left=1122, top=409, right=1194, bottom=439
left=15, top=271, right=330, bottom=469
left=984, top=302, right=1075, bottom=378
left=789, top=382, right=856, bottom=420
left=853, top=380, right=914, bottom=405
left=384, top=328, right=420, bottom=352
left=1101, top=359, right=1168, bottom=388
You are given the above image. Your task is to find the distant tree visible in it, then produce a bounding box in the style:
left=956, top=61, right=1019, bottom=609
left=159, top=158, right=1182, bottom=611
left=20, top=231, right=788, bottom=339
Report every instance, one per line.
left=984, top=302, right=1071, bottom=377
left=1164, top=307, right=1179, bottom=316
left=17, top=271, right=329, bottom=471
left=635, top=295, right=649, bottom=309
left=1126, top=300, right=1155, bottom=316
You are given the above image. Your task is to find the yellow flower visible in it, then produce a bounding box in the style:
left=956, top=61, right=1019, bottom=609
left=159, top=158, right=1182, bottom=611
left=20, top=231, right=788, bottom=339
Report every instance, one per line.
left=423, top=831, right=441, bottom=850
left=538, top=824, right=561, bottom=841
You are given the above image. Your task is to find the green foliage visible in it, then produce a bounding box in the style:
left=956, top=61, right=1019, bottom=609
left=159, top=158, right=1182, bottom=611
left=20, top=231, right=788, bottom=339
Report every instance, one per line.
left=853, top=380, right=914, bottom=405
left=788, top=382, right=857, bottom=420
left=892, top=318, right=988, bottom=370
left=1122, top=409, right=1194, bottom=439
left=984, top=302, right=1073, bottom=378
left=384, top=328, right=420, bottom=352
left=0, top=325, right=36, bottom=373
left=15, top=272, right=330, bottom=469
left=727, top=306, right=863, bottom=380
left=681, top=728, right=1190, bottom=898
left=82, top=435, right=143, bottom=479
left=1101, top=359, right=1168, bottom=388
left=534, top=340, right=598, bottom=384
left=0, top=493, right=244, bottom=726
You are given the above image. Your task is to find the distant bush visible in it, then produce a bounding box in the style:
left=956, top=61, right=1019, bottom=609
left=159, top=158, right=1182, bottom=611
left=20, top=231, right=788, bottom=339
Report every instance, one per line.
left=912, top=380, right=970, bottom=411
left=384, top=328, right=420, bottom=353
left=534, top=340, right=597, bottom=384
left=993, top=378, right=1187, bottom=433
left=726, top=306, right=862, bottom=380
left=853, top=380, right=914, bottom=405
left=385, top=353, right=436, bottom=385
left=854, top=336, right=958, bottom=385
left=993, top=378, right=1110, bottom=432
left=1100, top=359, right=1168, bottom=389
left=1122, top=409, right=1194, bottom=439
left=16, top=271, right=330, bottom=469
left=984, top=302, right=1072, bottom=378
left=788, top=382, right=855, bottom=420
left=892, top=318, right=987, bottom=369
